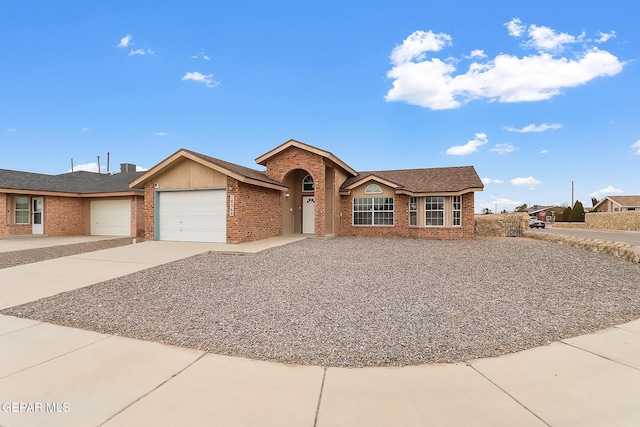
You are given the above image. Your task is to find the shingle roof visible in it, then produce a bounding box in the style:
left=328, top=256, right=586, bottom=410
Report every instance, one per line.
left=607, top=195, right=640, bottom=207
left=0, top=168, right=143, bottom=194
left=341, top=166, right=483, bottom=193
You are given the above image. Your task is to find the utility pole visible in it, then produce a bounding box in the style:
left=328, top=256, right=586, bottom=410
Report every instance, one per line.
left=571, top=180, right=574, bottom=208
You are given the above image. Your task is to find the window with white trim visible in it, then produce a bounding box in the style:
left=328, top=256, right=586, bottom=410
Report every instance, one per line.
left=15, top=196, right=29, bottom=224
left=302, top=175, right=314, bottom=192
left=353, top=197, right=394, bottom=225
left=425, top=196, right=444, bottom=226
left=364, top=184, right=382, bottom=194
left=409, top=196, right=417, bottom=226
left=452, top=195, right=462, bottom=226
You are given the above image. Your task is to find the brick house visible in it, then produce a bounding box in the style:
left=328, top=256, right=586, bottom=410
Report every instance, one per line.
left=0, top=164, right=144, bottom=238
left=130, top=139, right=483, bottom=243
left=592, top=196, right=640, bottom=212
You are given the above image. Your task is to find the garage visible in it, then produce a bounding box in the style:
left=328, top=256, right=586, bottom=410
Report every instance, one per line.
left=90, top=200, right=131, bottom=236
left=158, top=190, right=227, bottom=242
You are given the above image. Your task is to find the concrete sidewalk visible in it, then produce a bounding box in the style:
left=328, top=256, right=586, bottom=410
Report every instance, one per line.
left=2, top=315, right=640, bottom=426
left=2, top=236, right=640, bottom=426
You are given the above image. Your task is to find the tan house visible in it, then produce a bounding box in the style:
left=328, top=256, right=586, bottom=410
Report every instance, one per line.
left=0, top=164, right=144, bottom=238
left=130, top=139, right=484, bottom=243
left=593, top=196, right=640, bottom=213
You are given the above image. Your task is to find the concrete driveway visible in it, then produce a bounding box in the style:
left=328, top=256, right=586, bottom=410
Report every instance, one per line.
left=531, top=226, right=640, bottom=246
left=2, top=237, right=640, bottom=426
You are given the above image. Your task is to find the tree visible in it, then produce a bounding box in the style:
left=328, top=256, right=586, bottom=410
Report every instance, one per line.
left=515, top=203, right=528, bottom=212
left=481, top=207, right=493, bottom=214
left=562, top=206, right=573, bottom=222
left=591, top=197, right=600, bottom=207
left=570, top=200, right=585, bottom=222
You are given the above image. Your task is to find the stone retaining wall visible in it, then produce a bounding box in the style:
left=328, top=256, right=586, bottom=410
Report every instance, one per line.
left=475, top=213, right=529, bottom=237
left=586, top=212, right=640, bottom=231
left=525, top=230, right=640, bottom=263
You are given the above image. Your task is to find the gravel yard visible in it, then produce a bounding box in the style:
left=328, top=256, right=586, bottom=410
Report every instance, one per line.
left=3, top=237, right=640, bottom=367
left=0, top=238, right=133, bottom=269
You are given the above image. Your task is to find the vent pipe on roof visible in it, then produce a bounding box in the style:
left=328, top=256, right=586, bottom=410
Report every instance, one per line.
left=97, top=155, right=101, bottom=175
left=107, top=152, right=110, bottom=173
left=71, top=158, right=74, bottom=173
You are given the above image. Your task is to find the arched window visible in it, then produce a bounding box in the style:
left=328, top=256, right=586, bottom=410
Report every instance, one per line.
left=364, top=184, right=382, bottom=194
left=302, top=174, right=314, bottom=192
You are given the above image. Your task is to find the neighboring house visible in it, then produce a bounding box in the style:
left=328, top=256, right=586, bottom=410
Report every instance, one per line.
left=130, top=139, right=484, bottom=243
left=527, top=205, right=565, bottom=223
left=0, top=164, right=144, bottom=238
left=592, top=196, right=640, bottom=213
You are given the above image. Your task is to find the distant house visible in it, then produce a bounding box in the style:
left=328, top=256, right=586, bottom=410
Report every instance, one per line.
left=527, top=205, right=565, bottom=223
left=0, top=164, right=144, bottom=238
left=592, top=196, right=640, bottom=213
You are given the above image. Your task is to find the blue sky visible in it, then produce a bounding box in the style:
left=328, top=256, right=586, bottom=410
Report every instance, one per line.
left=1, top=1, right=638, bottom=212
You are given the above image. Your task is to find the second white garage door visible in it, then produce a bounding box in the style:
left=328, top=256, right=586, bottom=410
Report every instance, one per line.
left=158, top=190, right=227, bottom=243
left=91, top=200, right=131, bottom=236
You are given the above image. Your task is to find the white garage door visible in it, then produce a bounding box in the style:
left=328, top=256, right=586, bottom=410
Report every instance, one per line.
left=158, top=190, right=227, bottom=243
left=90, top=200, right=131, bottom=236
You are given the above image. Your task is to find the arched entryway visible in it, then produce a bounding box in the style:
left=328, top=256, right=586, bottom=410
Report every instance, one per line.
left=281, top=169, right=316, bottom=234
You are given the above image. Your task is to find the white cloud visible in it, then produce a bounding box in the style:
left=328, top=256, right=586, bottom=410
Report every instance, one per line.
left=191, top=49, right=211, bottom=61
left=385, top=21, right=624, bottom=110
left=70, top=162, right=101, bottom=173
left=505, top=18, right=525, bottom=37
left=81, top=127, right=89, bottom=132
left=525, top=24, right=582, bottom=53
left=476, top=197, right=523, bottom=213
left=490, top=143, right=517, bottom=155
left=154, top=132, right=168, bottom=136
left=504, top=123, right=562, bottom=133
left=129, top=48, right=154, bottom=56
left=511, top=176, right=542, bottom=189
left=631, top=140, right=640, bottom=155
left=589, top=185, right=624, bottom=198
left=181, top=71, right=219, bottom=88
left=390, top=30, right=452, bottom=65
left=596, top=31, right=616, bottom=43
left=117, top=35, right=132, bottom=48
left=540, top=149, right=549, bottom=154
left=466, top=49, right=487, bottom=59
left=482, top=177, right=504, bottom=184
left=136, top=166, right=148, bottom=172
left=446, top=133, right=488, bottom=155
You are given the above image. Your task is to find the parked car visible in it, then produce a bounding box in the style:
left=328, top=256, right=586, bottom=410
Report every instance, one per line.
left=529, top=217, right=546, bottom=229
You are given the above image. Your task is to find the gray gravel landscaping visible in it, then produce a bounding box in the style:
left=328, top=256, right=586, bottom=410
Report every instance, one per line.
left=0, top=238, right=133, bottom=269
left=3, top=237, right=640, bottom=367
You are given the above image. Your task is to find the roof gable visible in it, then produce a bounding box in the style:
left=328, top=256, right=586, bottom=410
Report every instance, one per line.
left=255, top=139, right=357, bottom=176
left=341, top=166, right=483, bottom=194
left=606, top=195, right=640, bottom=207
left=129, top=148, right=287, bottom=191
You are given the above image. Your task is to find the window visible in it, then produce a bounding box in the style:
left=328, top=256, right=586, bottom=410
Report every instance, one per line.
left=353, top=197, right=394, bottom=225
left=364, top=184, right=382, bottom=194
left=302, top=175, right=314, bottom=192
left=452, top=195, right=462, bottom=226
left=425, top=196, right=444, bottom=226
left=15, top=196, right=29, bottom=224
left=409, top=197, right=417, bottom=226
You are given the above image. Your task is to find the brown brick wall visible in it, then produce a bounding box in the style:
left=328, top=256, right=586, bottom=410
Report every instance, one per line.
left=144, top=182, right=156, bottom=240
left=339, top=192, right=476, bottom=240
left=226, top=178, right=282, bottom=243
left=44, top=196, right=85, bottom=236
left=132, top=195, right=145, bottom=237
left=264, top=146, right=326, bottom=237
left=0, top=193, right=6, bottom=236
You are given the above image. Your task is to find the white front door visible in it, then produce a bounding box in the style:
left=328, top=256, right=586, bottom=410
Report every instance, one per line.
left=302, top=196, right=315, bottom=234
left=32, top=197, right=44, bottom=235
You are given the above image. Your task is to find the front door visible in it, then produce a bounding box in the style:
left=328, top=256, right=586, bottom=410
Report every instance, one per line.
left=32, top=197, right=44, bottom=235
left=302, top=196, right=315, bottom=234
